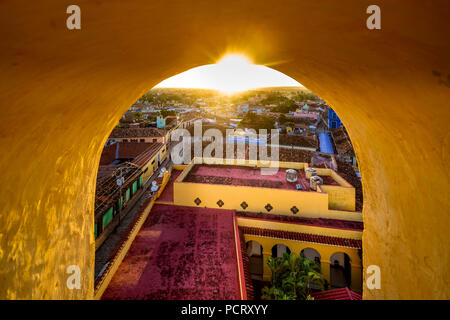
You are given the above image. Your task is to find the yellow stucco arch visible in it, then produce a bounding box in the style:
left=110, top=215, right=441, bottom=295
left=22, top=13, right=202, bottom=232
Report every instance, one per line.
left=0, top=0, right=449, bottom=299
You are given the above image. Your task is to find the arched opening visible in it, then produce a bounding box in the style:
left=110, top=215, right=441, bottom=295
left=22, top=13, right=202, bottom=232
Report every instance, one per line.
left=330, top=252, right=352, bottom=289
left=272, top=244, right=291, bottom=258
left=300, top=248, right=321, bottom=271
left=0, top=1, right=448, bottom=300
left=246, top=241, right=263, bottom=280
left=92, top=57, right=364, bottom=294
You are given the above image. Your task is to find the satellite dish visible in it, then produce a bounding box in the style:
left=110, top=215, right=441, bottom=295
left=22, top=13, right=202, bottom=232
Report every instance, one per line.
left=116, top=177, right=124, bottom=186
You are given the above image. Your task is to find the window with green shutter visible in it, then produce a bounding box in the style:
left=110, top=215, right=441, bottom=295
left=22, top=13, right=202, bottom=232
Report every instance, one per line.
left=102, top=207, right=114, bottom=230
left=126, top=188, right=130, bottom=201
left=94, top=223, right=98, bottom=239
left=132, top=181, right=138, bottom=194
left=116, top=197, right=123, bottom=212
left=138, top=175, right=142, bottom=188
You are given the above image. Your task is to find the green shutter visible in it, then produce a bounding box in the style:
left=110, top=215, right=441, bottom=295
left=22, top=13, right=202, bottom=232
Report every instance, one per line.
left=94, top=223, right=98, bottom=239
left=102, top=207, right=114, bottom=229
left=126, top=188, right=130, bottom=201
left=132, top=181, right=138, bottom=194
left=138, top=175, right=142, bottom=188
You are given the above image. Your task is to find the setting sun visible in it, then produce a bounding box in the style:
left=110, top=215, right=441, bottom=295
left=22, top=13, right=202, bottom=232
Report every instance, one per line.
left=155, top=54, right=302, bottom=94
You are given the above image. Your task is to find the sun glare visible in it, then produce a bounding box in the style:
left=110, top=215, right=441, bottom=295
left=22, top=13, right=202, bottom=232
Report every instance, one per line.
left=154, top=53, right=302, bottom=94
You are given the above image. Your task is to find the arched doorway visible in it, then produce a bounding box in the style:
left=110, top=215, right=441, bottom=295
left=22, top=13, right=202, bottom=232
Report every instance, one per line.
left=272, top=244, right=291, bottom=258
left=246, top=240, right=263, bottom=280
left=300, top=248, right=321, bottom=271
left=330, top=252, right=351, bottom=289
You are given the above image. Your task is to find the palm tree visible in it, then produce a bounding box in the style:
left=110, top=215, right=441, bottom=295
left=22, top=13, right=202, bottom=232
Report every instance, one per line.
left=265, top=256, right=283, bottom=286
left=261, top=285, right=295, bottom=300
left=262, top=252, right=325, bottom=300
left=295, top=252, right=325, bottom=298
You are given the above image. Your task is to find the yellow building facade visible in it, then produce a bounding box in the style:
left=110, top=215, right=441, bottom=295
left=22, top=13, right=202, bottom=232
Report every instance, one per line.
left=140, top=144, right=167, bottom=183
left=173, top=158, right=361, bottom=221
left=171, top=158, right=363, bottom=293
left=239, top=217, right=362, bottom=293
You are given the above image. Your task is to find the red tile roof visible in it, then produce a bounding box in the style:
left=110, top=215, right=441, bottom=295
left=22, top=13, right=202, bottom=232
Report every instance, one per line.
left=110, top=127, right=166, bottom=138
left=102, top=204, right=241, bottom=300
left=311, top=287, right=362, bottom=300
left=130, top=143, right=164, bottom=168
left=240, top=226, right=362, bottom=249
left=278, top=134, right=317, bottom=149
left=99, top=145, right=117, bottom=165
left=99, top=142, right=163, bottom=167
left=331, top=126, right=354, bottom=156
left=236, top=211, right=363, bottom=231
left=183, top=164, right=339, bottom=191
left=279, top=148, right=314, bottom=163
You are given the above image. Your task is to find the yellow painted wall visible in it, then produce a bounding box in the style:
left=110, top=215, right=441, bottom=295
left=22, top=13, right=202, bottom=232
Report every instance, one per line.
left=319, top=185, right=356, bottom=211
left=141, top=156, right=157, bottom=183
left=141, top=145, right=166, bottom=183
left=174, top=159, right=360, bottom=219
left=174, top=180, right=362, bottom=221
left=0, top=0, right=448, bottom=299
left=160, top=145, right=167, bottom=161
left=243, top=234, right=362, bottom=293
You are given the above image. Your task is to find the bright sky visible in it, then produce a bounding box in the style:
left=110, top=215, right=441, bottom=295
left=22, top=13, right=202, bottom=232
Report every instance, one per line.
left=154, top=54, right=302, bottom=94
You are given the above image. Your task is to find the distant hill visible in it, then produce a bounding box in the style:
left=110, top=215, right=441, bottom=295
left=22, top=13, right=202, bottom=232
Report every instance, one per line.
left=149, top=86, right=312, bottom=96
left=141, top=86, right=318, bottom=107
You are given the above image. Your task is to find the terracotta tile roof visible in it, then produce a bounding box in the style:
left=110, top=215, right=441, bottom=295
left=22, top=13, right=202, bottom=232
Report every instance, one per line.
left=278, top=134, right=317, bottom=149
left=182, top=140, right=313, bottom=164
left=110, top=127, right=166, bottom=139
left=289, top=116, right=318, bottom=126
left=186, top=123, right=229, bottom=136
left=236, top=211, right=363, bottom=231
left=130, top=143, right=164, bottom=168
left=99, top=145, right=117, bottom=165
left=311, top=287, right=362, bottom=300
left=279, top=149, right=314, bottom=163
left=183, top=164, right=322, bottom=191
left=99, top=142, right=162, bottom=166
left=331, top=126, right=354, bottom=156
left=240, top=226, right=362, bottom=249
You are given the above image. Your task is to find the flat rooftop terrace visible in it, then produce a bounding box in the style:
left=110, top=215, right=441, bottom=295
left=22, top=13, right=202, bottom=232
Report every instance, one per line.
left=102, top=204, right=241, bottom=300
left=182, top=164, right=339, bottom=191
